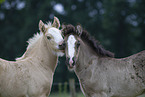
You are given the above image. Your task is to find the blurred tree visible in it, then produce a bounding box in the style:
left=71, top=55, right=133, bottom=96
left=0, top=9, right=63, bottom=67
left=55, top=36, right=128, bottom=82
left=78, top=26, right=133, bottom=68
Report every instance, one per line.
left=135, top=0, right=145, bottom=49
left=0, top=0, right=5, bottom=4
left=102, top=0, right=131, bottom=57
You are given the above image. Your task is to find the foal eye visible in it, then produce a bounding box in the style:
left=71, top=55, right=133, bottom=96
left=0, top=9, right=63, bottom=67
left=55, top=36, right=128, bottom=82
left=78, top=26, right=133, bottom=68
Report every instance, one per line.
left=47, top=36, right=51, bottom=40
left=77, top=41, right=80, bottom=47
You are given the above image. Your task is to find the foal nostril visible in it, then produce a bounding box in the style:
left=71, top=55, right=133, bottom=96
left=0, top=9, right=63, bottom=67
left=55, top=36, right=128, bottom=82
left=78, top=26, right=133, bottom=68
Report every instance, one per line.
left=59, top=44, right=65, bottom=50
left=58, top=42, right=65, bottom=50
left=72, top=57, right=76, bottom=66
left=72, top=62, right=75, bottom=66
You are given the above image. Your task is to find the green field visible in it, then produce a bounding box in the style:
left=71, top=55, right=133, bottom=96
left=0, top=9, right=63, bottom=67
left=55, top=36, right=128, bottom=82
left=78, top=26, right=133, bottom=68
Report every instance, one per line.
left=49, top=92, right=85, bottom=97
left=49, top=93, right=145, bottom=97
left=139, top=94, right=145, bottom=97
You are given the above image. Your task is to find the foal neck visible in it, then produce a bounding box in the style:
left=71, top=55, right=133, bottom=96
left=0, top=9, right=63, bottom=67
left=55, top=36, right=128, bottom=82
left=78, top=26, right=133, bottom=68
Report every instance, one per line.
left=75, top=41, right=98, bottom=71
left=80, top=41, right=97, bottom=58
left=16, top=34, right=58, bottom=73
left=35, top=36, right=58, bottom=72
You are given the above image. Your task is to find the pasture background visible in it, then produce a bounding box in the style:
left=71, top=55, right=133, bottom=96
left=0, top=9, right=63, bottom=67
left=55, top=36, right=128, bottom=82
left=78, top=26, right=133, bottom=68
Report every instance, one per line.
left=0, top=0, right=145, bottom=96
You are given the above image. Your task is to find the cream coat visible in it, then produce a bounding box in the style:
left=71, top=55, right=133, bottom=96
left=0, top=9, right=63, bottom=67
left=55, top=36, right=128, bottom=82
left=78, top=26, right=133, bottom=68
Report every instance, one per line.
left=0, top=17, right=63, bottom=97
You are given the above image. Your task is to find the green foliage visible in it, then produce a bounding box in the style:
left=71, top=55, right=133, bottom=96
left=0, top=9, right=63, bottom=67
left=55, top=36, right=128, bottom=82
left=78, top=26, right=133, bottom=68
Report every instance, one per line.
left=49, top=92, right=84, bottom=97
left=0, top=0, right=5, bottom=4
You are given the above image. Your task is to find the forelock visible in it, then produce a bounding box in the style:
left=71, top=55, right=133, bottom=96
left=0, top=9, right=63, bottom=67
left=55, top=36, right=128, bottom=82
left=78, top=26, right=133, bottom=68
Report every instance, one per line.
left=62, top=24, right=79, bottom=36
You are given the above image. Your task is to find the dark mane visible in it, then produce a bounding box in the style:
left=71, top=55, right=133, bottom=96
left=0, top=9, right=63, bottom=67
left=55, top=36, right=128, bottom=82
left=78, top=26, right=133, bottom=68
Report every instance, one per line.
left=62, top=24, right=114, bottom=58
left=62, top=24, right=79, bottom=36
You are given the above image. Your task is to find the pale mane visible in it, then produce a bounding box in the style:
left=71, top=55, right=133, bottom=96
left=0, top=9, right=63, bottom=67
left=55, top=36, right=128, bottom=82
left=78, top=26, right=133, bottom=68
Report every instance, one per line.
left=27, top=32, right=43, bottom=50
left=16, top=22, right=53, bottom=61
left=44, top=22, right=52, bottom=28
left=27, top=21, right=53, bottom=50
left=16, top=33, right=43, bottom=61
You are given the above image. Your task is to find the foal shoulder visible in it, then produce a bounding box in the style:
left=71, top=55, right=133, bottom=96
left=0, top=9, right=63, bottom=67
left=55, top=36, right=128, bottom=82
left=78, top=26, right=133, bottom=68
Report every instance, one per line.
left=88, top=56, right=98, bottom=65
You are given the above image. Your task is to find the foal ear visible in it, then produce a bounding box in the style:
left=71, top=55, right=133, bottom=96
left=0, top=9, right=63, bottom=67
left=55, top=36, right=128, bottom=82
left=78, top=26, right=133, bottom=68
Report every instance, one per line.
left=76, top=25, right=83, bottom=36
left=39, top=20, right=46, bottom=34
left=52, top=16, right=60, bottom=28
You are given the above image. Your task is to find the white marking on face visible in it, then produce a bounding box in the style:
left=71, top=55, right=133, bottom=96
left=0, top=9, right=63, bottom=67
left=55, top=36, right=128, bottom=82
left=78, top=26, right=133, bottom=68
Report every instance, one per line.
left=47, top=27, right=63, bottom=48
left=67, top=35, right=76, bottom=60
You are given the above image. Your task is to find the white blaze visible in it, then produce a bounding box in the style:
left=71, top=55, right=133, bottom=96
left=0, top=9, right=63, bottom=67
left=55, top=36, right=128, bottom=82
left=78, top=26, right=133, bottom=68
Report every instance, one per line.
left=47, top=27, right=64, bottom=56
left=47, top=27, right=63, bottom=48
left=67, top=35, right=76, bottom=59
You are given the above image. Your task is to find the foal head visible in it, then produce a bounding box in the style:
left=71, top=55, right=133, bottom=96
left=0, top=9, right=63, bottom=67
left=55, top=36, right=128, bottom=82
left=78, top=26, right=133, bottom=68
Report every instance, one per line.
left=39, top=17, right=64, bottom=56
left=61, top=24, right=82, bottom=69
left=61, top=24, right=114, bottom=69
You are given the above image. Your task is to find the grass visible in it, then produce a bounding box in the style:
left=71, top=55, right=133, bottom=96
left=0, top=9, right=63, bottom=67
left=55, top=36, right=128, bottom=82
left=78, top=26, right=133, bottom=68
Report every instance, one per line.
left=49, top=92, right=85, bottom=97
left=139, top=94, right=145, bottom=97
left=49, top=92, right=145, bottom=97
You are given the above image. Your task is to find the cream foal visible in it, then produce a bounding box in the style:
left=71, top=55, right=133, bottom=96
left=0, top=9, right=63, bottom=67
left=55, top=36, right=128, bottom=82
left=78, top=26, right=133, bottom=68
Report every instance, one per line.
left=0, top=17, right=64, bottom=97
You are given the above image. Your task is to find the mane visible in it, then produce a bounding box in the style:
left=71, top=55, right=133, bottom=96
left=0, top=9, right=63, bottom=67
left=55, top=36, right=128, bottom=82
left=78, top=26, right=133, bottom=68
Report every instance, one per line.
left=16, top=32, right=43, bottom=61
left=27, top=32, right=43, bottom=50
left=63, top=24, right=77, bottom=36
left=16, top=22, right=54, bottom=61
left=44, top=22, right=53, bottom=29
left=63, top=24, right=114, bottom=58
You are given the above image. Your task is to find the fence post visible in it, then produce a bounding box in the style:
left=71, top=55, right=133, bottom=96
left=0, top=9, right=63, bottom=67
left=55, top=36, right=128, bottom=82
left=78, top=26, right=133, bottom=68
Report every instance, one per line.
left=69, top=79, right=76, bottom=97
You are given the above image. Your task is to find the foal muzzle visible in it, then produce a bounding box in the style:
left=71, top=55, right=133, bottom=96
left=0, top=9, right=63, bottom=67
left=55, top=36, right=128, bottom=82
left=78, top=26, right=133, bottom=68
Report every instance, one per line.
left=58, top=42, right=65, bottom=52
left=66, top=57, right=76, bottom=69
